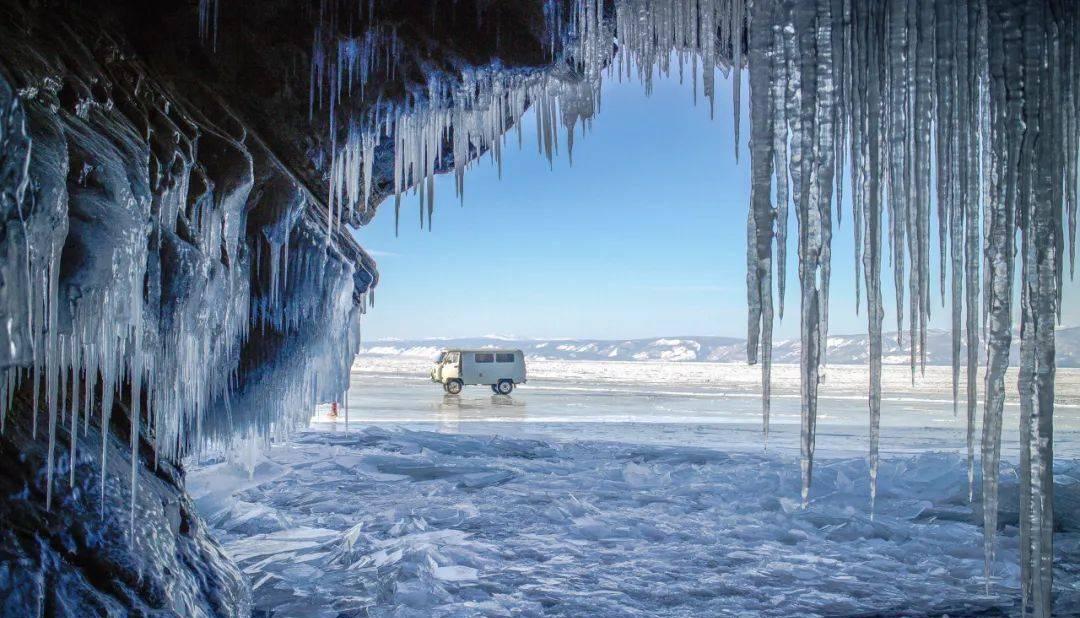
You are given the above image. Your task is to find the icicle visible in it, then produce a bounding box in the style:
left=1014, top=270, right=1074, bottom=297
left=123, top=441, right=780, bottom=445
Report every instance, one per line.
left=813, top=0, right=836, bottom=375
left=933, top=0, right=963, bottom=419
left=100, top=294, right=115, bottom=517
left=69, top=339, right=80, bottom=487
left=791, top=0, right=834, bottom=507
left=1016, top=3, right=1057, bottom=614
left=885, top=0, right=909, bottom=353
left=1070, top=5, right=1080, bottom=281
left=960, top=0, right=982, bottom=502
left=912, top=0, right=934, bottom=377
left=980, top=0, right=1016, bottom=592
left=832, top=0, right=850, bottom=233
left=731, top=0, right=743, bottom=162
left=773, top=15, right=791, bottom=321
left=44, top=252, right=60, bottom=511
left=848, top=0, right=886, bottom=512
left=130, top=294, right=144, bottom=539
left=746, top=0, right=777, bottom=448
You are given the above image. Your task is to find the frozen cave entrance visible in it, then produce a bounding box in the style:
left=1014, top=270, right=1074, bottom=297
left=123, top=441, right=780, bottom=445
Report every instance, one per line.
left=1, top=0, right=1078, bottom=616
left=283, top=1, right=1080, bottom=614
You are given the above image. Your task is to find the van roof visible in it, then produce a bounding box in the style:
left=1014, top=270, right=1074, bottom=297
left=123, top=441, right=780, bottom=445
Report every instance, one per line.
left=442, top=348, right=523, bottom=354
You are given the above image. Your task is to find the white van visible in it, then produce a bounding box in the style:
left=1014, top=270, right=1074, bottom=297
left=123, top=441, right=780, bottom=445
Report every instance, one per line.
left=431, top=349, right=526, bottom=394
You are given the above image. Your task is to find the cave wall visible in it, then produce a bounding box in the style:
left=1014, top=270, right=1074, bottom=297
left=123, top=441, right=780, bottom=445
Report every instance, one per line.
left=0, top=0, right=559, bottom=613
left=0, top=1, right=372, bottom=613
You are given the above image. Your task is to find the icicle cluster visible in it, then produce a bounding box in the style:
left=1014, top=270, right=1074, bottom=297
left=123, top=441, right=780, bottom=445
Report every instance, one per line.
left=0, top=29, right=374, bottom=541
left=306, top=2, right=600, bottom=231
left=305, top=0, right=750, bottom=232
left=745, top=1, right=1077, bottom=615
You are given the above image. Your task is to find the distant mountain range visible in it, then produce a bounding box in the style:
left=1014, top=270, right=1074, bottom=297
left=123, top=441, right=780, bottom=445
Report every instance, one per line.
left=360, top=327, right=1080, bottom=367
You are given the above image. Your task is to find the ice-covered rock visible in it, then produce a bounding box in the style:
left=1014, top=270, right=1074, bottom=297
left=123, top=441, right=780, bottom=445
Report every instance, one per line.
left=0, top=0, right=571, bottom=611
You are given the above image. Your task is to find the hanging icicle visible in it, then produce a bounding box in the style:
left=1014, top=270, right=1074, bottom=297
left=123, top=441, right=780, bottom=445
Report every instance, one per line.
left=745, top=1, right=1076, bottom=613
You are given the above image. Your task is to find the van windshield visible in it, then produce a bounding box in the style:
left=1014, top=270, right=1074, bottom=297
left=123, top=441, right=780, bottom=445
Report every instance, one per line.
left=435, top=352, right=446, bottom=363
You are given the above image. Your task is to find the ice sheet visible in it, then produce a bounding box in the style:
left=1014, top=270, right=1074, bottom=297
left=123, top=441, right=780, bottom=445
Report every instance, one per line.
left=189, top=359, right=1080, bottom=615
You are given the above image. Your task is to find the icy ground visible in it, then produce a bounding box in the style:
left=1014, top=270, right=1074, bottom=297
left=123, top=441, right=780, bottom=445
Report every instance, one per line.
left=189, top=360, right=1080, bottom=616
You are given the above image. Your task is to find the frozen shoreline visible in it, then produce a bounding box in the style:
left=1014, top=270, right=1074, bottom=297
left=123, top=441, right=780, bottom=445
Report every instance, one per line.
left=335, top=357, right=1080, bottom=457
left=354, top=356, right=1080, bottom=407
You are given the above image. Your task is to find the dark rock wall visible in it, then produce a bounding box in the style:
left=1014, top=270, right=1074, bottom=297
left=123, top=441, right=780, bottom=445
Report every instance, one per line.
left=0, top=388, right=250, bottom=616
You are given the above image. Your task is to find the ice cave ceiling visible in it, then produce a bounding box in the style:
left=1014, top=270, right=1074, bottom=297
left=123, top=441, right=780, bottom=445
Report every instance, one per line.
left=0, top=0, right=1077, bottom=615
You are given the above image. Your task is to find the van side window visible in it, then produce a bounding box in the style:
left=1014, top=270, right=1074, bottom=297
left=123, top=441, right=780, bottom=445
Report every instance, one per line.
left=445, top=353, right=458, bottom=363
left=474, top=353, right=494, bottom=363
left=495, top=353, right=515, bottom=363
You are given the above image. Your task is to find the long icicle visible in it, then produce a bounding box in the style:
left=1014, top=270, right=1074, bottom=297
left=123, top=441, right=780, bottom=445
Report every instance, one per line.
left=980, top=0, right=1017, bottom=592
left=1016, top=1, right=1056, bottom=614
left=746, top=0, right=777, bottom=448
left=851, top=0, right=885, bottom=513
left=961, top=0, right=982, bottom=502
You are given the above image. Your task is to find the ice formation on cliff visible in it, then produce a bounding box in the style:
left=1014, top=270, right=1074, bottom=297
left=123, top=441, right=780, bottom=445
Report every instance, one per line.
left=0, top=12, right=374, bottom=550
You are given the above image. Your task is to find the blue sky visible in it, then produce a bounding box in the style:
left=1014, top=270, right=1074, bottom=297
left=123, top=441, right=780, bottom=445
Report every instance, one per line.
left=354, top=64, right=1079, bottom=341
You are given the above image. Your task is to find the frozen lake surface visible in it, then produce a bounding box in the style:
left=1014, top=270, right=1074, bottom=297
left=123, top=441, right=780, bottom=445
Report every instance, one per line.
left=190, top=359, right=1080, bottom=616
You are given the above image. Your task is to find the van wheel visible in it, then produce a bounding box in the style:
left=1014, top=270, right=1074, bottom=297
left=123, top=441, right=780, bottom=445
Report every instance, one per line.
left=496, top=380, right=513, bottom=395
left=446, top=380, right=463, bottom=395
left=491, top=384, right=500, bottom=394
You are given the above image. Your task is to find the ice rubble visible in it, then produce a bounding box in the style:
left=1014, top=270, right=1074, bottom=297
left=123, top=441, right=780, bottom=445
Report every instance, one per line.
left=290, top=2, right=1077, bottom=613
left=191, top=427, right=1080, bottom=616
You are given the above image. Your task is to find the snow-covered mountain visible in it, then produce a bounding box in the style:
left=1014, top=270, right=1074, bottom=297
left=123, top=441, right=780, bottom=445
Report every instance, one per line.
left=360, top=327, right=1080, bottom=367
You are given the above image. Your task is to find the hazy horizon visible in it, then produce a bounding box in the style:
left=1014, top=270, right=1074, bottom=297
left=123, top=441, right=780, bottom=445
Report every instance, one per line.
left=360, top=325, right=1080, bottom=343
